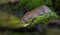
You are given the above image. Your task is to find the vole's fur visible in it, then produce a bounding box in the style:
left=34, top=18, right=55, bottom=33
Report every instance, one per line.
left=22, top=5, right=51, bottom=23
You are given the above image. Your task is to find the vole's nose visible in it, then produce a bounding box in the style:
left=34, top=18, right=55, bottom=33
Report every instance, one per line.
left=22, top=18, right=25, bottom=23
left=22, top=18, right=28, bottom=23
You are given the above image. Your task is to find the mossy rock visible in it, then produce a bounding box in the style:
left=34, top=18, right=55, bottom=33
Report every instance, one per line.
left=0, top=11, right=59, bottom=28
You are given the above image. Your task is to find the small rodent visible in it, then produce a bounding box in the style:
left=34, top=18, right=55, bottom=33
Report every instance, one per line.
left=22, top=5, right=51, bottom=23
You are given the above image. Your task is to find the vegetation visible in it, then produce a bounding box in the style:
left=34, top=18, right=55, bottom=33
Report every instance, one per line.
left=0, top=0, right=60, bottom=35
left=25, top=12, right=59, bottom=27
left=0, top=0, right=53, bottom=11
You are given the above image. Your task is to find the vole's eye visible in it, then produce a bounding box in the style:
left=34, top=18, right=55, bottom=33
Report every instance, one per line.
left=22, top=18, right=24, bottom=21
left=22, top=18, right=26, bottom=21
left=23, top=17, right=28, bottom=22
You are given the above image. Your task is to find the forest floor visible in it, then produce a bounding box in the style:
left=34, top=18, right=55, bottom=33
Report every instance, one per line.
left=0, top=28, right=60, bottom=35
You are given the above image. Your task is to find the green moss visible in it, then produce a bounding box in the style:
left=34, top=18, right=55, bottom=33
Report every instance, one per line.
left=25, top=12, right=59, bottom=27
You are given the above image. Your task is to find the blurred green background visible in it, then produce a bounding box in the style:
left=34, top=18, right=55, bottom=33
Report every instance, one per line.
left=0, top=0, right=60, bottom=35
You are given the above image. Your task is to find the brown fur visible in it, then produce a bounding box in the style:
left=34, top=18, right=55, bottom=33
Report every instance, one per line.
left=22, top=5, right=51, bottom=23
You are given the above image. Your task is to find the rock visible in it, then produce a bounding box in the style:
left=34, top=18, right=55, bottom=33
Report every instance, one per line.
left=0, top=0, right=19, bottom=6
left=8, top=0, right=19, bottom=5
left=47, top=19, right=60, bottom=28
left=0, top=22, right=46, bottom=35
